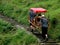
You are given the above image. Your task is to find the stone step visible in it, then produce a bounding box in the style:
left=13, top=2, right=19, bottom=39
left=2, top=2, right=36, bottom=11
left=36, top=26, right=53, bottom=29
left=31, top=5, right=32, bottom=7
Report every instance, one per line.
left=41, top=43, right=60, bottom=45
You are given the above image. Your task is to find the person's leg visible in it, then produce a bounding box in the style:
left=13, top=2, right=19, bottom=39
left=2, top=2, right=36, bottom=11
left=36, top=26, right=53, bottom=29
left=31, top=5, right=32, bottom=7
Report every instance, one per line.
left=30, top=23, right=33, bottom=32
left=42, top=27, right=48, bottom=39
left=45, top=27, right=48, bottom=39
left=42, top=27, right=45, bottom=39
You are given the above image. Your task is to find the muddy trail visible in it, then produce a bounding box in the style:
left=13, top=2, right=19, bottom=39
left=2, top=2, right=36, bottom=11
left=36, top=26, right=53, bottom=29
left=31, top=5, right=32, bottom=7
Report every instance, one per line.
left=0, top=14, right=60, bottom=45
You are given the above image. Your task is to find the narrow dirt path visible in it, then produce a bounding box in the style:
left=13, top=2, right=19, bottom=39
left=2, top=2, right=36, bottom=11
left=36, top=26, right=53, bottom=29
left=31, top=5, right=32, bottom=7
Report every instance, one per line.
left=0, top=14, right=41, bottom=42
left=0, top=14, right=59, bottom=45
left=0, top=14, right=26, bottom=29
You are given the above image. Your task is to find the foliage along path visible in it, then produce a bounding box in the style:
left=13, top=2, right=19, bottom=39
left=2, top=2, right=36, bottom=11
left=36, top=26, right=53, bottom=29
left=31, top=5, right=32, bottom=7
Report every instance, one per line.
left=0, top=14, right=60, bottom=45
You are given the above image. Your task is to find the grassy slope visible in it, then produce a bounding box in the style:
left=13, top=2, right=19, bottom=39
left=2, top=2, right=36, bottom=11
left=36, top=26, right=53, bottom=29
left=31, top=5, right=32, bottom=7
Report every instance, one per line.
left=0, top=19, right=39, bottom=45
left=0, top=0, right=60, bottom=41
left=0, top=0, right=60, bottom=24
left=0, top=19, right=15, bottom=33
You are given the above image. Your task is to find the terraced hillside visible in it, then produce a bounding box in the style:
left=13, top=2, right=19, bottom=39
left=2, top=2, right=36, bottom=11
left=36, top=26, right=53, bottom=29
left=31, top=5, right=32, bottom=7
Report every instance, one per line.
left=0, top=0, right=60, bottom=43
left=0, top=0, right=60, bottom=25
left=0, top=19, right=39, bottom=45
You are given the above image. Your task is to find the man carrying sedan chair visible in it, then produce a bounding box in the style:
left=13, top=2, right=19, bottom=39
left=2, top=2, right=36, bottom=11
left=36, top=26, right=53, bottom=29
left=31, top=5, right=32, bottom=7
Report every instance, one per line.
left=28, top=8, right=49, bottom=38
left=40, top=15, right=49, bottom=41
left=28, top=10, right=36, bottom=32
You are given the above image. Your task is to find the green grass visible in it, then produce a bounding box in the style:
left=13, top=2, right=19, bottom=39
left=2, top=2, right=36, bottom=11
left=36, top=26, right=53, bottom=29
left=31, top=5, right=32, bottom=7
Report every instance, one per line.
left=0, top=28, right=39, bottom=45
left=0, top=19, right=39, bottom=45
left=0, top=19, right=16, bottom=33
left=0, top=0, right=60, bottom=42
left=0, top=0, right=60, bottom=25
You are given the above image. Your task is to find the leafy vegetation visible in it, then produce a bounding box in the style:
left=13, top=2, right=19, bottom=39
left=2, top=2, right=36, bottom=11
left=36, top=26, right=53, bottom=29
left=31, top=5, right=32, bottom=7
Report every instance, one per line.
left=0, top=19, right=39, bottom=45
left=0, top=0, right=60, bottom=42
left=0, top=19, right=16, bottom=33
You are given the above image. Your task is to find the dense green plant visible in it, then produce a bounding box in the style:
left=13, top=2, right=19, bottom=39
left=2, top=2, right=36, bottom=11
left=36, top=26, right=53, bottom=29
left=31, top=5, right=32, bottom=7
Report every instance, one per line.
left=0, top=28, right=39, bottom=45
left=0, top=0, right=60, bottom=42
left=0, top=19, right=16, bottom=33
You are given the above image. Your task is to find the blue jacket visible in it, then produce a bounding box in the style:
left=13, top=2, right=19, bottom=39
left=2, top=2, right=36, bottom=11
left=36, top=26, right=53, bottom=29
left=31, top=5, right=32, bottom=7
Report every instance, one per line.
left=29, top=11, right=36, bottom=21
left=41, top=17, right=48, bottom=27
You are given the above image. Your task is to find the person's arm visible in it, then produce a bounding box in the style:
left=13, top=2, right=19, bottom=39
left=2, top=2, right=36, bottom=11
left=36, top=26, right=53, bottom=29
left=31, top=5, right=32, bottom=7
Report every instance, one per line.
left=40, top=18, right=42, bottom=28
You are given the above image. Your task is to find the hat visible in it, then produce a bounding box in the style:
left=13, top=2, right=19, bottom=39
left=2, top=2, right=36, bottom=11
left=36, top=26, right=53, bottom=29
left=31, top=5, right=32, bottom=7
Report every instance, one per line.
left=41, top=15, right=45, bottom=17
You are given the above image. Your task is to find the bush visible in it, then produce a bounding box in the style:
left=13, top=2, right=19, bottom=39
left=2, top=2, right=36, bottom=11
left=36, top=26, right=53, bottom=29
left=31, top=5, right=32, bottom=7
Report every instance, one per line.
left=0, top=19, right=16, bottom=33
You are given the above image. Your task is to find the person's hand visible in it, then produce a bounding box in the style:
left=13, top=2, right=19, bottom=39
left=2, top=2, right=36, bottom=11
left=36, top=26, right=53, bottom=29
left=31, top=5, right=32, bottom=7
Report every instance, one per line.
left=33, top=19, right=35, bottom=21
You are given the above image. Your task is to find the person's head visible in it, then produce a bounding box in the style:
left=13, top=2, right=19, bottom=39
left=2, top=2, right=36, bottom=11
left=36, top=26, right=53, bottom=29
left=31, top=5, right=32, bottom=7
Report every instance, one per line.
left=41, top=15, right=45, bottom=18
left=38, top=13, right=41, bottom=16
left=38, top=13, right=41, bottom=18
